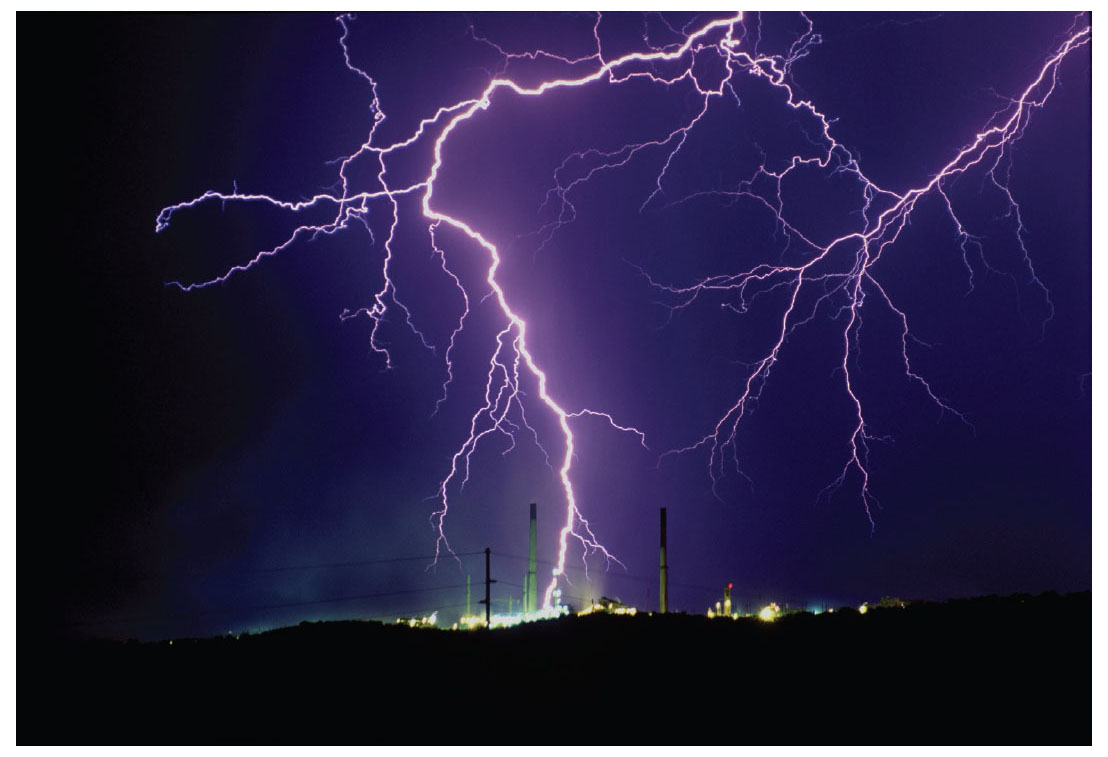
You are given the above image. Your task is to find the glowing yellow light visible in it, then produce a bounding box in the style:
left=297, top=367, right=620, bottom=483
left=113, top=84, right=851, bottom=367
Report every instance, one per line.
left=458, top=613, right=487, bottom=629
left=858, top=604, right=868, bottom=615
left=758, top=603, right=780, bottom=622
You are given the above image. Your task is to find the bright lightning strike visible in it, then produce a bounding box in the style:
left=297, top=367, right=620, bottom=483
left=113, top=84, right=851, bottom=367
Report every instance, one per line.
left=156, top=12, right=1089, bottom=607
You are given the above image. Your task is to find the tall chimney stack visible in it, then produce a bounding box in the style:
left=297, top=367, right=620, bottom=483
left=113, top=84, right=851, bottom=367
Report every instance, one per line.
left=527, top=502, right=538, bottom=613
left=660, top=507, right=668, bottom=613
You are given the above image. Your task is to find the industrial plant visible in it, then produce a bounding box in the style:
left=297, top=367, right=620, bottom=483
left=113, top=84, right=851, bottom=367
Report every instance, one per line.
left=393, top=503, right=877, bottom=631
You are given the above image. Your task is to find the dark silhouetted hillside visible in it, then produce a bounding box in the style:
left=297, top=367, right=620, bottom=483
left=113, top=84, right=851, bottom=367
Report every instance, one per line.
left=19, top=591, right=1090, bottom=744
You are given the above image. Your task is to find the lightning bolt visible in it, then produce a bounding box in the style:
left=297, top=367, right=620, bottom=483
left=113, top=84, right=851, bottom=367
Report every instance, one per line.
left=644, top=15, right=1088, bottom=530
left=156, top=12, right=1089, bottom=607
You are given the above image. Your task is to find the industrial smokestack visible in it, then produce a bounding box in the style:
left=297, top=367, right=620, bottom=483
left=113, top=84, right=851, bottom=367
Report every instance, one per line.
left=527, top=502, right=538, bottom=613
left=660, top=507, right=668, bottom=613
left=724, top=582, right=732, bottom=616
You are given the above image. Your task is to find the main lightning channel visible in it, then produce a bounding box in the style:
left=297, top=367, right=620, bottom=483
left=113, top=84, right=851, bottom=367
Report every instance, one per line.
left=418, top=13, right=744, bottom=606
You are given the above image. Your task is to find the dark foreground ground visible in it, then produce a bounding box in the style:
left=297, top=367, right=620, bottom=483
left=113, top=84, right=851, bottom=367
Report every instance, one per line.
left=20, top=591, right=1090, bottom=744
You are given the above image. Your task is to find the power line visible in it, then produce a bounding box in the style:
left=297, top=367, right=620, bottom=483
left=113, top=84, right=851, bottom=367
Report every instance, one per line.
left=258, top=551, right=484, bottom=573
left=130, top=550, right=486, bottom=586
left=365, top=601, right=471, bottom=621
left=82, top=547, right=779, bottom=633
left=490, top=550, right=719, bottom=592
left=74, top=583, right=471, bottom=628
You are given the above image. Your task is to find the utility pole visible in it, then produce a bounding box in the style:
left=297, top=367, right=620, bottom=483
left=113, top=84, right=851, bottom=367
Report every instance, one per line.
left=479, top=547, right=496, bottom=627
left=465, top=574, right=471, bottom=618
left=660, top=507, right=668, bottom=613
left=527, top=503, right=538, bottom=614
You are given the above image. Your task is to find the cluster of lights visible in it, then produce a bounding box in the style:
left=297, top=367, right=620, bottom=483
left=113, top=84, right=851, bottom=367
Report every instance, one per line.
left=395, top=612, right=438, bottom=628
left=452, top=614, right=487, bottom=630
left=577, top=601, right=638, bottom=617
left=758, top=603, right=781, bottom=622
left=702, top=600, right=877, bottom=621
left=488, top=605, right=569, bottom=629
left=450, top=605, right=571, bottom=631
left=706, top=606, right=740, bottom=620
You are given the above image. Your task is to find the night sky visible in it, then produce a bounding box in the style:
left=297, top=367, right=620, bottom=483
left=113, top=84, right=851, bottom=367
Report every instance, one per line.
left=20, top=11, right=1091, bottom=641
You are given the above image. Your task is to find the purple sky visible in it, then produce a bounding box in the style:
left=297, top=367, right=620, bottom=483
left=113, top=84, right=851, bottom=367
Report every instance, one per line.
left=19, top=11, right=1091, bottom=640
